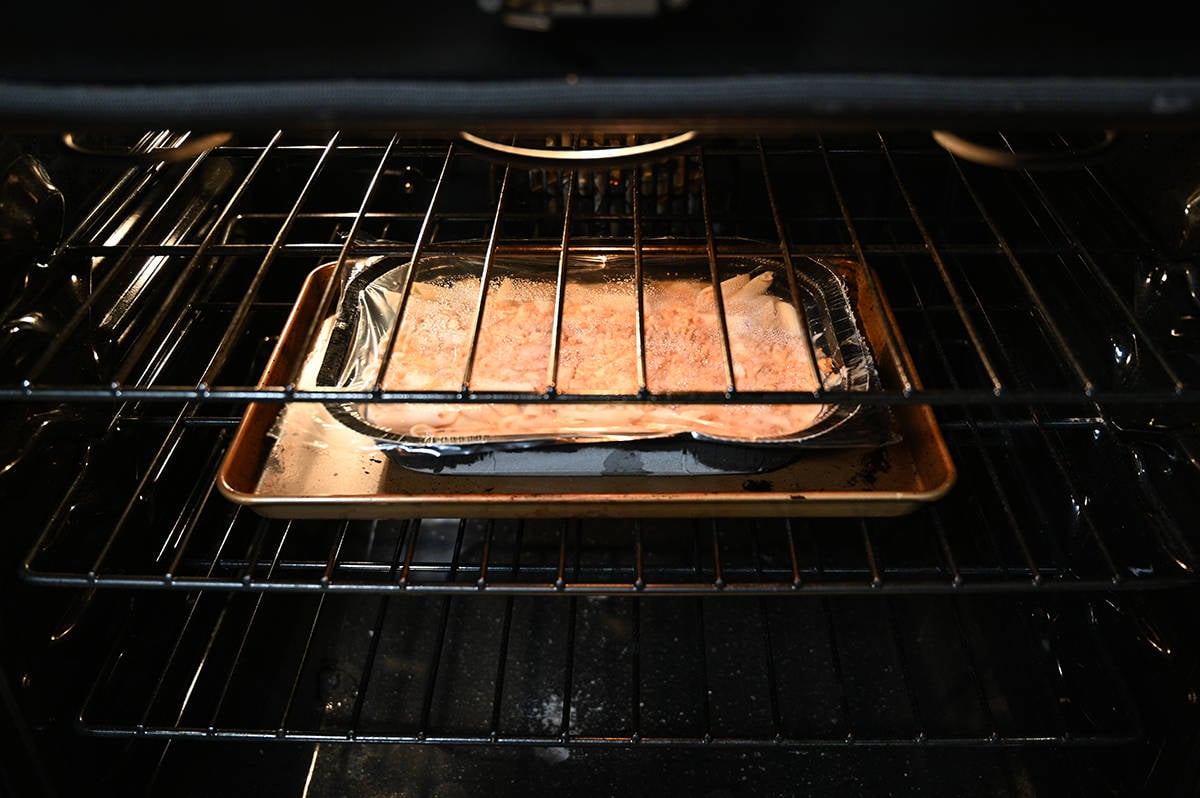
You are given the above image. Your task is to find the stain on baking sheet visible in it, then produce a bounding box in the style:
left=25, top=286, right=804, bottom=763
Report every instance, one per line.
left=846, top=447, right=891, bottom=487
left=602, top=449, right=649, bottom=475
left=741, top=479, right=773, bottom=492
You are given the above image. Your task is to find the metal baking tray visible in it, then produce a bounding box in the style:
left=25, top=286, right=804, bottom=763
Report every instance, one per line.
left=217, top=259, right=955, bottom=518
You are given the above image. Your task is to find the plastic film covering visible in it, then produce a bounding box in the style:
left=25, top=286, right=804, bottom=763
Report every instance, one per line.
left=294, top=250, right=894, bottom=475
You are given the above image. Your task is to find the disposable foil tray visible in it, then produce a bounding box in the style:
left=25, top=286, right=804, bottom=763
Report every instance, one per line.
left=316, top=252, right=896, bottom=475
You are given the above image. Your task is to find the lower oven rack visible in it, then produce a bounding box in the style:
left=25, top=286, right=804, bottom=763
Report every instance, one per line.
left=78, top=591, right=1141, bottom=749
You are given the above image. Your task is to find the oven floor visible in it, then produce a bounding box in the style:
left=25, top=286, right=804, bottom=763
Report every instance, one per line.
left=134, top=740, right=1153, bottom=797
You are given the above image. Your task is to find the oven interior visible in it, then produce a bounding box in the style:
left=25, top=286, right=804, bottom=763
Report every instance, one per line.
left=3, top=127, right=1200, bottom=796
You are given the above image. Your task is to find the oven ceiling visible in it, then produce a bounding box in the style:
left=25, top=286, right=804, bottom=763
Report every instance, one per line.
left=4, top=0, right=1198, bottom=83
left=2, top=0, right=1200, bottom=127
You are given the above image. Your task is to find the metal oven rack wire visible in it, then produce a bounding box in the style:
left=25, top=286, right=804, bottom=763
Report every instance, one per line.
left=79, top=590, right=1142, bottom=748
left=1, top=130, right=1196, bottom=406
left=11, top=130, right=1200, bottom=594
left=18, top=419, right=1200, bottom=594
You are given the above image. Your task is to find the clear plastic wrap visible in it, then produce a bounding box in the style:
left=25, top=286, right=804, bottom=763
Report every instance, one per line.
left=302, top=249, right=896, bottom=476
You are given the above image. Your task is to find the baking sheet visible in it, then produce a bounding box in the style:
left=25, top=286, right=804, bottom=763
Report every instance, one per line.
left=217, top=259, right=955, bottom=518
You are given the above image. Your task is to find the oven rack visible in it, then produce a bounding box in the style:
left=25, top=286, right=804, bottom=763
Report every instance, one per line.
left=77, top=591, right=1141, bottom=749
left=2, top=131, right=1197, bottom=408
left=21, top=414, right=1199, bottom=595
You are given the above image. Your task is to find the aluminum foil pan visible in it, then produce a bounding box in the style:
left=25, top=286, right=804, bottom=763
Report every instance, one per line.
left=316, top=250, right=895, bottom=476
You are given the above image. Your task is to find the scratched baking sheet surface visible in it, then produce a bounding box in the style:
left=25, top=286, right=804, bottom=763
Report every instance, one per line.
left=256, top=315, right=391, bottom=497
